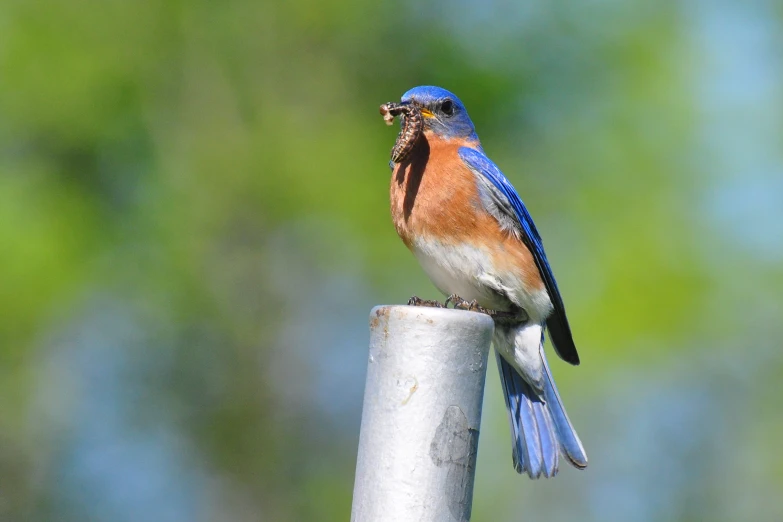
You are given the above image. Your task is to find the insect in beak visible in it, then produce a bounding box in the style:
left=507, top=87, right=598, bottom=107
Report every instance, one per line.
left=379, top=102, right=425, bottom=163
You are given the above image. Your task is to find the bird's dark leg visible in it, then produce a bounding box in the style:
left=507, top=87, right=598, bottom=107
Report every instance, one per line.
left=483, top=307, right=529, bottom=326
left=407, top=295, right=445, bottom=308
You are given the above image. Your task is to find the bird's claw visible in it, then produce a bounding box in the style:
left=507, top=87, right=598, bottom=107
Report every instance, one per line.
left=444, top=294, right=462, bottom=309
left=407, top=295, right=444, bottom=308
left=445, top=294, right=483, bottom=312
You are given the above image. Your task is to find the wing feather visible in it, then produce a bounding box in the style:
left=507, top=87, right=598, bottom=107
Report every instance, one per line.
left=459, top=146, right=580, bottom=365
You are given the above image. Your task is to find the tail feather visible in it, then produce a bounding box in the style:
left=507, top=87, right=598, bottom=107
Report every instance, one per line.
left=541, top=344, right=588, bottom=469
left=497, top=351, right=544, bottom=476
left=497, top=352, right=557, bottom=478
left=495, top=327, right=587, bottom=478
left=496, top=350, right=526, bottom=473
left=531, top=388, right=558, bottom=477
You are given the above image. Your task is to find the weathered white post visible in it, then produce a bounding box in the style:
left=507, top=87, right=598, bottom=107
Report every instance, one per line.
left=351, top=305, right=494, bottom=522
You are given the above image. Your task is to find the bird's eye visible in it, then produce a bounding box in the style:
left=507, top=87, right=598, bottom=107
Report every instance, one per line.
left=441, top=99, right=454, bottom=116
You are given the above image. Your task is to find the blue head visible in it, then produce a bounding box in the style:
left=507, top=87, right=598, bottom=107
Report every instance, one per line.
left=401, top=86, right=478, bottom=142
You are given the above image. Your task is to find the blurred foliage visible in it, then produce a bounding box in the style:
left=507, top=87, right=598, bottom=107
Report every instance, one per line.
left=1, top=0, right=782, bottom=520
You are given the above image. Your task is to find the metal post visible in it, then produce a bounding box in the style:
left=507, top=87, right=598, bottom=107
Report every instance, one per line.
left=351, top=305, right=494, bottom=522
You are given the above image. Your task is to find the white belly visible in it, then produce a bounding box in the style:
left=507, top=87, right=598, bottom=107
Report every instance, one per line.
left=411, top=237, right=553, bottom=322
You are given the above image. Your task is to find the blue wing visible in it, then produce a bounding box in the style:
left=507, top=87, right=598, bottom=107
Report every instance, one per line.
left=459, top=146, right=580, bottom=366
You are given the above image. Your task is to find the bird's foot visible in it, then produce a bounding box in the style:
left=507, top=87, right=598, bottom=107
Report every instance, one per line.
left=407, top=295, right=444, bottom=308
left=445, top=294, right=483, bottom=312
left=445, top=294, right=528, bottom=325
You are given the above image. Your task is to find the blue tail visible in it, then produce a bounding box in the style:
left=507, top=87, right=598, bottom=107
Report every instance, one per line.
left=495, top=334, right=588, bottom=478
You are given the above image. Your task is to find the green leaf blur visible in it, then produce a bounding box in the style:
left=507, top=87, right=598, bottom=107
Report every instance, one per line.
left=1, top=0, right=781, bottom=520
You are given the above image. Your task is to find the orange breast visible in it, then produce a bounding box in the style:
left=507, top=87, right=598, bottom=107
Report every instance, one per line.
left=389, top=133, right=544, bottom=292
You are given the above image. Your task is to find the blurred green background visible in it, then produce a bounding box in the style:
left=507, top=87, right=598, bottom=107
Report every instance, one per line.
left=1, top=0, right=782, bottom=520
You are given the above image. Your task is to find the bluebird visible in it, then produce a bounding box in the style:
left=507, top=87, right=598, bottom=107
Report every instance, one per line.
left=384, top=86, right=587, bottom=478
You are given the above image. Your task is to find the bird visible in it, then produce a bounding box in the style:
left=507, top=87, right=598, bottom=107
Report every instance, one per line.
left=384, top=85, right=587, bottom=478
